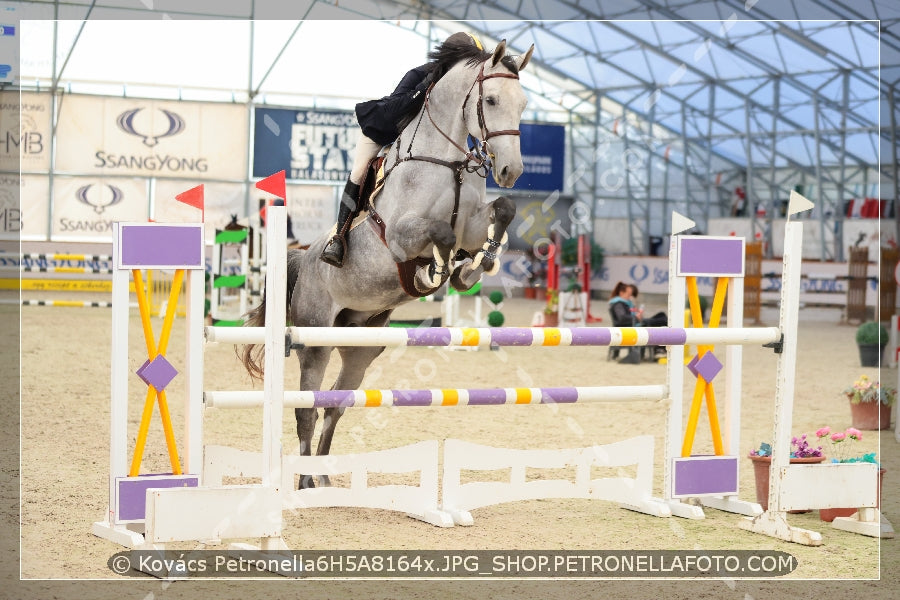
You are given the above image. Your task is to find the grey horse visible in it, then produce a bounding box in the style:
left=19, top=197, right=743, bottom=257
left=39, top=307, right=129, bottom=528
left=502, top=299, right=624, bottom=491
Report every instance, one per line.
left=241, top=39, right=534, bottom=488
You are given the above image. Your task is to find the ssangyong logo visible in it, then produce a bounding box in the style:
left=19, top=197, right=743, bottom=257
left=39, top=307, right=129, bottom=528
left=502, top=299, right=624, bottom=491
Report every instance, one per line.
left=95, top=106, right=207, bottom=173
left=76, top=184, right=123, bottom=214
left=116, top=107, right=185, bottom=147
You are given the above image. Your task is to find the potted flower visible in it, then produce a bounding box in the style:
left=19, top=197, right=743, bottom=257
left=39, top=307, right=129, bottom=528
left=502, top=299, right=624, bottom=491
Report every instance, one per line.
left=855, top=320, right=886, bottom=366
left=813, top=426, right=884, bottom=522
left=748, top=435, right=825, bottom=511
left=543, top=288, right=559, bottom=327
left=844, top=374, right=896, bottom=430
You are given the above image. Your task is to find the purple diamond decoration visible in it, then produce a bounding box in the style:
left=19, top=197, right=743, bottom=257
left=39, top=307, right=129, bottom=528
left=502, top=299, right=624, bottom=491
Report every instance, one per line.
left=693, top=352, right=723, bottom=382
left=687, top=354, right=701, bottom=377
left=136, top=355, right=178, bottom=391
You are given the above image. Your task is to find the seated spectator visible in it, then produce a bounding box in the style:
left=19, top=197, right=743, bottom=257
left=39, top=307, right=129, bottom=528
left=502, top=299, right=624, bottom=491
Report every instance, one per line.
left=609, top=282, right=668, bottom=361
left=628, top=284, right=668, bottom=327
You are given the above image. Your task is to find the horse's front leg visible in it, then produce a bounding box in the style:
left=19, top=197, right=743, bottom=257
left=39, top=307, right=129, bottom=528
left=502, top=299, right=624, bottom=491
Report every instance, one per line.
left=296, top=345, right=331, bottom=489
left=388, top=216, right=457, bottom=294
left=450, top=195, right=516, bottom=291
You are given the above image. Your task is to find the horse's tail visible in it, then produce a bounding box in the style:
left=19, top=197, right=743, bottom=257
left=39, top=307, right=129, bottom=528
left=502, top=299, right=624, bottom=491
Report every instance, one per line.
left=239, top=247, right=305, bottom=381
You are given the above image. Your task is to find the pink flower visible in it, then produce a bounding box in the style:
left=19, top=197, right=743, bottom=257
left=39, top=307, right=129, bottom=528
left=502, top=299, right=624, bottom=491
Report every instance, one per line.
left=845, top=428, right=862, bottom=441
left=815, top=426, right=831, bottom=438
left=831, top=432, right=846, bottom=443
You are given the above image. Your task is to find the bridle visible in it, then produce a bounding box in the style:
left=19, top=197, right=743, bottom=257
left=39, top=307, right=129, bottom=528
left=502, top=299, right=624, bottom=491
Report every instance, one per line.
left=386, top=59, right=523, bottom=190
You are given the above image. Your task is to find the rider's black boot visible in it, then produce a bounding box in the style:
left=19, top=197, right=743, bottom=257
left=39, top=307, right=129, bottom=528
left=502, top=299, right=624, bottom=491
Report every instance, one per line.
left=320, top=181, right=361, bottom=268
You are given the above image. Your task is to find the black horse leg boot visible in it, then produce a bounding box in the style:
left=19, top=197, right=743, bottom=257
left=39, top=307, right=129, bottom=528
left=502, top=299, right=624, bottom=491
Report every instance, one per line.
left=320, top=181, right=361, bottom=267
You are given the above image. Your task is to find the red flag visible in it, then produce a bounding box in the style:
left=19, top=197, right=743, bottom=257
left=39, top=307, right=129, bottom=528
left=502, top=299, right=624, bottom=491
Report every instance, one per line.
left=176, top=184, right=205, bottom=221
left=256, top=170, right=286, bottom=202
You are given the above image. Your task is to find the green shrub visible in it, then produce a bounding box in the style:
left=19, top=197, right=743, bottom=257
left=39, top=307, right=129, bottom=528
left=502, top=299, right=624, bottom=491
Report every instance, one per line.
left=855, top=321, right=887, bottom=345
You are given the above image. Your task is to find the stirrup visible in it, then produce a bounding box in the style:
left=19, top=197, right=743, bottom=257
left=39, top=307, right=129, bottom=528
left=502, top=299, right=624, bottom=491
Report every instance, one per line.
left=320, top=237, right=345, bottom=268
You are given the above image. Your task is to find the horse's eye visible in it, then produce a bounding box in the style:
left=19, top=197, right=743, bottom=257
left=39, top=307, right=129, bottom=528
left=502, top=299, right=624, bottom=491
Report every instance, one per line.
left=485, top=96, right=497, bottom=106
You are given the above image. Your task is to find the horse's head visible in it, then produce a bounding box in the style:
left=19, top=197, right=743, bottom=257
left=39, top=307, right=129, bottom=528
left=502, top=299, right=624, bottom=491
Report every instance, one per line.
left=461, top=40, right=534, bottom=188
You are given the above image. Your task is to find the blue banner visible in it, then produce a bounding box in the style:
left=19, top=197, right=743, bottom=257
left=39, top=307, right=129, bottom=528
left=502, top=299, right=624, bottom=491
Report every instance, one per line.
left=487, top=122, right=565, bottom=192
left=253, top=107, right=359, bottom=182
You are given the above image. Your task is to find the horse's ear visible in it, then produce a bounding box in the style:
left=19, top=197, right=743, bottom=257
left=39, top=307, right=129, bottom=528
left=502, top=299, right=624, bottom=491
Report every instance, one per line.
left=517, top=44, right=534, bottom=72
left=491, top=39, right=507, bottom=67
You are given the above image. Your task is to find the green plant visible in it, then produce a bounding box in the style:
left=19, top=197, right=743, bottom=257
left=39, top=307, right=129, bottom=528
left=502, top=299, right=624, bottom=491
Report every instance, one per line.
left=844, top=374, right=896, bottom=406
left=855, top=321, right=887, bottom=345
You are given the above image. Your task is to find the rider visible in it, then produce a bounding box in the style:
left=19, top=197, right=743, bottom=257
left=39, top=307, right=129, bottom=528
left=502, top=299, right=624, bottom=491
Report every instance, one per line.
left=320, top=31, right=484, bottom=268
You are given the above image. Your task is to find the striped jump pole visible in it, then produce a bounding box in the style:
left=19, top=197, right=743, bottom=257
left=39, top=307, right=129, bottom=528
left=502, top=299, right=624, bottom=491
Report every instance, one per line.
left=18, top=265, right=114, bottom=274
left=7, top=253, right=115, bottom=262
left=205, top=384, right=668, bottom=409
left=20, top=299, right=114, bottom=308
left=205, top=324, right=781, bottom=348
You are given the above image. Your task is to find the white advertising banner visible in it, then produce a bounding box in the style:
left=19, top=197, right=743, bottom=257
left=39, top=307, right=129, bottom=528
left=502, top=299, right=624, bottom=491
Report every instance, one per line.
left=0, top=174, right=50, bottom=240
left=55, top=95, right=248, bottom=180
left=153, top=180, right=246, bottom=242
left=284, top=183, right=336, bottom=245
left=51, top=176, right=148, bottom=241
left=0, top=91, right=52, bottom=172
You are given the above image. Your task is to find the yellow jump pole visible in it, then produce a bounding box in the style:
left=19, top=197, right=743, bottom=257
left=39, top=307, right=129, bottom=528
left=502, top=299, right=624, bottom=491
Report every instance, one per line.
left=128, top=269, right=184, bottom=477
left=129, top=270, right=158, bottom=477
left=681, top=276, right=707, bottom=456
left=153, top=269, right=185, bottom=474
left=703, top=277, right=730, bottom=456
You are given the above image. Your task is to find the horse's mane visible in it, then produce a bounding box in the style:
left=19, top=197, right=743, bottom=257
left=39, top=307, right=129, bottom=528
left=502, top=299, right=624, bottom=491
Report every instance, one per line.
left=395, top=38, right=519, bottom=135
left=427, top=38, right=520, bottom=80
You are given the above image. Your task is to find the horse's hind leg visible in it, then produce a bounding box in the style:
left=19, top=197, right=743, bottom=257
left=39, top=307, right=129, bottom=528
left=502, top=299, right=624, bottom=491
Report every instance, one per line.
left=314, top=344, right=387, bottom=486
left=295, top=346, right=331, bottom=489
left=451, top=195, right=516, bottom=291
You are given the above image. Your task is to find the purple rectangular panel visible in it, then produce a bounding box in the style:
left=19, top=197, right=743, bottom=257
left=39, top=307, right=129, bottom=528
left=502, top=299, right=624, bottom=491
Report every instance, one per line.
left=116, top=474, right=199, bottom=522
left=119, top=224, right=204, bottom=269
left=678, top=237, right=744, bottom=277
left=672, top=456, right=739, bottom=497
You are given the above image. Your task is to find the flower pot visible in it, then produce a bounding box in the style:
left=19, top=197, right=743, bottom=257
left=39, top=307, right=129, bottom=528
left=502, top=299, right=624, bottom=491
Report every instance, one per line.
left=749, top=455, right=825, bottom=512
left=534, top=287, right=547, bottom=302
left=523, top=287, right=537, bottom=300
left=857, top=343, right=884, bottom=367
left=543, top=312, right=559, bottom=327
left=819, top=507, right=858, bottom=522
left=849, top=400, right=892, bottom=430
left=819, top=468, right=885, bottom=521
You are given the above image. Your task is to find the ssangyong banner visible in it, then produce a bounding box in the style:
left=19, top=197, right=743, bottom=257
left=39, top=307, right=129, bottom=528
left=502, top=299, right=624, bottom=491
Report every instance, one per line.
left=55, top=96, right=248, bottom=180
left=0, top=91, right=52, bottom=172
left=487, top=122, right=565, bottom=192
left=3, top=174, right=50, bottom=240
left=50, top=176, right=148, bottom=241
left=253, top=107, right=360, bottom=182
